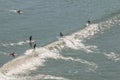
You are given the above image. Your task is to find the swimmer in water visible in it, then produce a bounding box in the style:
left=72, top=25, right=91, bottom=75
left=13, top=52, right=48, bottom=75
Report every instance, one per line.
left=87, top=20, right=91, bottom=24
left=17, top=10, right=22, bottom=14
left=9, top=52, right=18, bottom=57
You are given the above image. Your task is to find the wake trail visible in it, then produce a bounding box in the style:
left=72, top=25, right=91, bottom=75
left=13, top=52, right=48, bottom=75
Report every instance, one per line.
left=5, top=74, right=70, bottom=80
left=1, top=40, right=36, bottom=47
left=0, top=51, right=8, bottom=56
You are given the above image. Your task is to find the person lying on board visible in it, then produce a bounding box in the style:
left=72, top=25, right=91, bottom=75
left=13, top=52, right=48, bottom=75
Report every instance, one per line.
left=9, top=52, right=18, bottom=57
left=17, top=10, right=23, bottom=14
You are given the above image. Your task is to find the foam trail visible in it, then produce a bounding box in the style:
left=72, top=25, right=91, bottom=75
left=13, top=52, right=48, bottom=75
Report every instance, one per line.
left=42, top=23, right=106, bottom=52
left=1, top=40, right=35, bottom=47
left=9, top=9, right=23, bottom=14
left=38, top=48, right=97, bottom=69
left=57, top=55, right=98, bottom=72
left=73, top=24, right=99, bottom=40
left=104, top=52, right=120, bottom=62
left=11, top=74, right=69, bottom=80
left=0, top=72, right=14, bottom=80
left=26, top=48, right=97, bottom=69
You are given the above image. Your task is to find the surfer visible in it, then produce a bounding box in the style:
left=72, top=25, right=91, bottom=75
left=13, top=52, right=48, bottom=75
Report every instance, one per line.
left=87, top=20, right=91, bottom=24
left=29, top=35, right=32, bottom=41
left=17, top=10, right=22, bottom=14
left=86, top=20, right=91, bottom=26
left=29, top=35, right=33, bottom=47
left=33, top=44, right=36, bottom=49
left=9, top=52, right=18, bottom=57
left=60, top=32, right=63, bottom=37
left=9, top=9, right=23, bottom=14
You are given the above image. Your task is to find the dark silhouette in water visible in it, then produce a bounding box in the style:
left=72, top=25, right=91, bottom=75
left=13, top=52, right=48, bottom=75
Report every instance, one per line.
left=17, top=10, right=22, bottom=14
left=60, top=32, right=63, bottom=37
left=29, top=36, right=32, bottom=41
left=87, top=20, right=91, bottom=24
left=29, top=36, right=32, bottom=47
left=9, top=52, right=17, bottom=57
left=33, top=44, right=37, bottom=49
left=86, top=20, right=91, bottom=26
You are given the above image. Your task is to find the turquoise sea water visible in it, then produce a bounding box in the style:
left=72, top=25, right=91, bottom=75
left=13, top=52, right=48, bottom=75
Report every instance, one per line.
left=0, top=0, right=120, bottom=80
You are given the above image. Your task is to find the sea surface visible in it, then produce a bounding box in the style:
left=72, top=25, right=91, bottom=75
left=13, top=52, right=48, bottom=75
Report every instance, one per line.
left=0, top=0, right=120, bottom=80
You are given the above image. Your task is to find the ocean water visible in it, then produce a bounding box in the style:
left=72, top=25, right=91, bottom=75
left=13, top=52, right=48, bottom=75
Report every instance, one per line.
left=0, top=0, right=120, bottom=80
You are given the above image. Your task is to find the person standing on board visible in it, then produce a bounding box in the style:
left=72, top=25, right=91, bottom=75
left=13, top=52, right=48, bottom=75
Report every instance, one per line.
left=60, top=32, right=63, bottom=37
left=33, top=44, right=37, bottom=50
left=86, top=20, right=91, bottom=26
left=29, top=35, right=33, bottom=47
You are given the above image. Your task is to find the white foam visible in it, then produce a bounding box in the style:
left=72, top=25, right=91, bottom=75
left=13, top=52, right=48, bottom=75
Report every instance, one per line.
left=73, top=24, right=99, bottom=40
left=11, top=74, right=69, bottom=80
left=25, top=48, right=97, bottom=69
left=2, top=40, right=35, bottom=47
left=62, top=36, right=98, bottom=52
left=0, top=46, right=97, bottom=77
left=9, top=9, right=23, bottom=14
left=104, top=52, right=120, bottom=62
left=0, top=54, right=45, bottom=75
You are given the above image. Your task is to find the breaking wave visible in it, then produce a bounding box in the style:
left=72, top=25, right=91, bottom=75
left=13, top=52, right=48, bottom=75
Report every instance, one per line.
left=0, top=15, right=120, bottom=80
